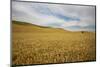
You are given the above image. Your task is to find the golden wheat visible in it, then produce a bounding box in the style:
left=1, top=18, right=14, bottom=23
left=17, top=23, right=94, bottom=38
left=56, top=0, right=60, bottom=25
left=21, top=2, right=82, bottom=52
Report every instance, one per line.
left=12, top=21, right=96, bottom=65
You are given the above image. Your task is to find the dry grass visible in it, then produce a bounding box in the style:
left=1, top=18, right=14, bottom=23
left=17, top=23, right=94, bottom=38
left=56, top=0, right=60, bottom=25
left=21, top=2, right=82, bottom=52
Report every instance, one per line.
left=12, top=21, right=96, bottom=65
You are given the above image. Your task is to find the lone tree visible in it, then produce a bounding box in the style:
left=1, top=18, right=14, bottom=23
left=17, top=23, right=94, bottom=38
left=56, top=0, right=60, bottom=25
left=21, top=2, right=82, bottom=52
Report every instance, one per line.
left=81, top=31, right=84, bottom=33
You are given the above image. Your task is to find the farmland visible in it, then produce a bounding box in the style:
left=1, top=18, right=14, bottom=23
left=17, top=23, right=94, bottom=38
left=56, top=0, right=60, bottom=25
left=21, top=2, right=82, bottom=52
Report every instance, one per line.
left=12, top=21, right=96, bottom=65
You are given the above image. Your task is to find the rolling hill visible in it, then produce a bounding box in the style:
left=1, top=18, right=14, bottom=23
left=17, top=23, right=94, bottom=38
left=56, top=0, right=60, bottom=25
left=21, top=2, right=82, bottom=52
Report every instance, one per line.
left=12, top=20, right=96, bottom=65
left=12, top=20, right=70, bottom=33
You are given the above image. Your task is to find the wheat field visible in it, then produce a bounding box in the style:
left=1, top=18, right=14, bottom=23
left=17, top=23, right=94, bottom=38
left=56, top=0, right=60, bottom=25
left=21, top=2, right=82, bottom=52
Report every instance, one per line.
left=12, top=21, right=96, bottom=65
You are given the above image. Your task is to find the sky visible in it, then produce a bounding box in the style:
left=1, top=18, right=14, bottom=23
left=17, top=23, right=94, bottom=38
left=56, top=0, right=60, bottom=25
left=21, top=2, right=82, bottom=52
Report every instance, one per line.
left=12, top=1, right=96, bottom=32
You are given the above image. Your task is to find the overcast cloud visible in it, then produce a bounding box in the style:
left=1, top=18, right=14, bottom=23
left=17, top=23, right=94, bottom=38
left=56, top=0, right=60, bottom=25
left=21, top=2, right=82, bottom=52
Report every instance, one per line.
left=12, top=1, right=96, bottom=32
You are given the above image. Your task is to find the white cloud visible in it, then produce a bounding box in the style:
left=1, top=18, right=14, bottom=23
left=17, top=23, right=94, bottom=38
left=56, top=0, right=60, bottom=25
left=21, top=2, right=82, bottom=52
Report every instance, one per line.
left=12, top=1, right=95, bottom=32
